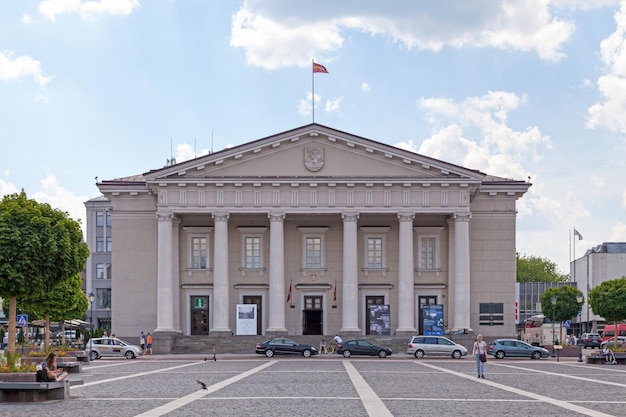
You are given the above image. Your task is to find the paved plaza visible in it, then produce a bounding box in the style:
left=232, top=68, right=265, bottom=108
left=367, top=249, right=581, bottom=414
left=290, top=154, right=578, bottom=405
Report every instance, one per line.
left=3, top=353, right=626, bottom=416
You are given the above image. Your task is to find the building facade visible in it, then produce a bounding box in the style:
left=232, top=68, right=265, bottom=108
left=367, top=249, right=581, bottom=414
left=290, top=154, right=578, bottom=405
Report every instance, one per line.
left=573, top=242, right=626, bottom=333
left=84, top=196, right=112, bottom=333
left=97, top=124, right=529, bottom=351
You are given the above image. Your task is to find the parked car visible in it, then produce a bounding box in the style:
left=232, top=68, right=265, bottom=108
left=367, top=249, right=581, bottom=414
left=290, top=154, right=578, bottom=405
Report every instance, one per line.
left=487, top=339, right=549, bottom=359
left=86, top=337, right=143, bottom=360
left=336, top=339, right=392, bottom=358
left=581, top=333, right=602, bottom=349
left=55, top=330, right=82, bottom=341
left=407, top=335, right=468, bottom=359
left=600, top=336, right=626, bottom=350
left=255, top=338, right=318, bottom=358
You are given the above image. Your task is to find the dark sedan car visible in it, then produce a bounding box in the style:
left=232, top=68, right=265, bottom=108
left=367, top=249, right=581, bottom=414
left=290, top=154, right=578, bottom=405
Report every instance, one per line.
left=336, top=339, right=392, bottom=358
left=488, top=339, right=549, bottom=359
left=255, top=338, right=318, bottom=358
left=581, top=333, right=602, bottom=349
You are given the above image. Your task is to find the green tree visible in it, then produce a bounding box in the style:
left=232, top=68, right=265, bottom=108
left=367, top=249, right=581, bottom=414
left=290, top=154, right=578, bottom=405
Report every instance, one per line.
left=20, top=273, right=88, bottom=349
left=540, top=286, right=584, bottom=344
left=589, top=277, right=626, bottom=348
left=517, top=253, right=569, bottom=282
left=0, top=192, right=88, bottom=354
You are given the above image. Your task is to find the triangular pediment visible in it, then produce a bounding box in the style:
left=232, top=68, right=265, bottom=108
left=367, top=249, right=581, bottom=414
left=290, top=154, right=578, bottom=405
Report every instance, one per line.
left=144, top=124, right=484, bottom=184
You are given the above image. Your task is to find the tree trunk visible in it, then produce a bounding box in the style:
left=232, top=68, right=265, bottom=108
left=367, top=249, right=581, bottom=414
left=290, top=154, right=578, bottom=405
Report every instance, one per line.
left=7, top=296, right=16, bottom=353
left=45, top=312, right=50, bottom=350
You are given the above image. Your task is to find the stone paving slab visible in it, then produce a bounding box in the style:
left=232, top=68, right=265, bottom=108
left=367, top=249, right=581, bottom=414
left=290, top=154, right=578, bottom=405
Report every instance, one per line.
left=2, top=355, right=625, bottom=416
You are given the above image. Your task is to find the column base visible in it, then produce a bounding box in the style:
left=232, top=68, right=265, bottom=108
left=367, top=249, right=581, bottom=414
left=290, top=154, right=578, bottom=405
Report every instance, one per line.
left=265, top=329, right=288, bottom=337
left=394, top=329, right=417, bottom=337
left=152, top=330, right=181, bottom=354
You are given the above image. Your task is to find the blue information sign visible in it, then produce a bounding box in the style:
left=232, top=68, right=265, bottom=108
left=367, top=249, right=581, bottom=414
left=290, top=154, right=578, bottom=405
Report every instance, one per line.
left=17, top=314, right=28, bottom=327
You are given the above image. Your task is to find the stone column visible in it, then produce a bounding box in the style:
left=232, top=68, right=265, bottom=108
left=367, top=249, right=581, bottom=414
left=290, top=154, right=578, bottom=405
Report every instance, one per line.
left=341, top=213, right=360, bottom=333
left=446, top=217, right=456, bottom=328
left=155, top=212, right=176, bottom=332
left=211, top=213, right=231, bottom=334
left=396, top=213, right=416, bottom=334
left=453, top=213, right=471, bottom=330
left=267, top=213, right=287, bottom=333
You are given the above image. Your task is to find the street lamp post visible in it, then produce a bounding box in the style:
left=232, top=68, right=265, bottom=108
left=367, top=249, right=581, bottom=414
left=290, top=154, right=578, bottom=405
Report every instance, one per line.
left=577, top=293, right=584, bottom=363
left=551, top=295, right=557, bottom=357
left=88, top=292, right=95, bottom=363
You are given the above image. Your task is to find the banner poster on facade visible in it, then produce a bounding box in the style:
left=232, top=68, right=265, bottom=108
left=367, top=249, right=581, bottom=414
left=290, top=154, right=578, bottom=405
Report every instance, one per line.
left=236, top=304, right=257, bottom=335
left=368, top=304, right=391, bottom=335
left=422, top=304, right=444, bottom=335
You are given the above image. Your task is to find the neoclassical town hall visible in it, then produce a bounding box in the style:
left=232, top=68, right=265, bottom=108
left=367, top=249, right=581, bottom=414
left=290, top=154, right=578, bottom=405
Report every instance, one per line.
left=97, top=124, right=529, bottom=350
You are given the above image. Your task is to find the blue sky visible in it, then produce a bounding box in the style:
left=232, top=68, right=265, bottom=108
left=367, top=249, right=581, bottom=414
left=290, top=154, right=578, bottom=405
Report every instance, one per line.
left=1, top=0, right=625, bottom=274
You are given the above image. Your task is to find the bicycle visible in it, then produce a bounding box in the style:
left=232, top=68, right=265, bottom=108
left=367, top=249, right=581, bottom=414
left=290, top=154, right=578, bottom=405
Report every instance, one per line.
left=319, top=343, right=336, bottom=354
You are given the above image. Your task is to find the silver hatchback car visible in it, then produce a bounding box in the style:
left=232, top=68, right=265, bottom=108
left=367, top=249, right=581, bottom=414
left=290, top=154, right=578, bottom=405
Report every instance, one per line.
left=87, top=337, right=143, bottom=360
left=407, top=335, right=468, bottom=359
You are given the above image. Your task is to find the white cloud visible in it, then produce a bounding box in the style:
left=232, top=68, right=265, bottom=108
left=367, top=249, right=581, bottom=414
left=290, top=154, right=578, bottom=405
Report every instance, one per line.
left=361, top=82, right=371, bottom=93
left=611, top=221, right=626, bottom=240
left=325, top=97, right=342, bottom=113
left=31, top=175, right=89, bottom=231
left=587, top=1, right=626, bottom=132
left=298, top=92, right=320, bottom=116
left=39, top=0, right=140, bottom=21
left=174, top=143, right=210, bottom=163
left=22, top=13, right=34, bottom=24
left=623, top=188, right=626, bottom=208
left=0, top=51, right=51, bottom=86
left=0, top=179, right=19, bottom=196
left=416, top=91, right=552, bottom=176
left=230, top=0, right=575, bottom=69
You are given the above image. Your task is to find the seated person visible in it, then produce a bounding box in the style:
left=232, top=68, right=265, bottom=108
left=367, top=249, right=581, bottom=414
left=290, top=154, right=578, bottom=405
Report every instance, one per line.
left=43, top=352, right=68, bottom=381
left=601, top=346, right=613, bottom=363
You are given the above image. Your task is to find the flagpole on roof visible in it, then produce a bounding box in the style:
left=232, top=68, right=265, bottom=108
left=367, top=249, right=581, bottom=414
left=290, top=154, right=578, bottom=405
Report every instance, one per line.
left=311, top=59, right=315, bottom=123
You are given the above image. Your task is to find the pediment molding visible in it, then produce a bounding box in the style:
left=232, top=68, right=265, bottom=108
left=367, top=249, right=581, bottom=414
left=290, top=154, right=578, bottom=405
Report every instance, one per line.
left=144, top=124, right=485, bottom=184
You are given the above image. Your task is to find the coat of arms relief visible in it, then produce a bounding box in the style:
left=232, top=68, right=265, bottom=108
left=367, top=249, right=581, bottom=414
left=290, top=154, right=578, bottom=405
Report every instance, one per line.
left=304, top=147, right=324, bottom=172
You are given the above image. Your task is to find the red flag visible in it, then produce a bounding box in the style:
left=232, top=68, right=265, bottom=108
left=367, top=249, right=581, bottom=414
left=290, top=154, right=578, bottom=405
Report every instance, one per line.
left=333, top=280, right=337, bottom=302
left=286, top=280, right=292, bottom=303
left=313, top=62, right=328, bottom=74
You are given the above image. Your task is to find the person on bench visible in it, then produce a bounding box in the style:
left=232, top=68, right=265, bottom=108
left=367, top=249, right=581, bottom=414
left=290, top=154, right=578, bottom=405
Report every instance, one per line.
left=42, top=352, right=68, bottom=381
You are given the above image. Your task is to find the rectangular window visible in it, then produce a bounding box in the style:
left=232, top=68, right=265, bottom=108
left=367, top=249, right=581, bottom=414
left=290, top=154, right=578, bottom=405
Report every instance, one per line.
left=96, top=237, right=104, bottom=252
left=306, top=237, right=322, bottom=269
left=367, top=237, right=383, bottom=268
left=245, top=236, right=261, bottom=269
left=96, top=263, right=104, bottom=279
left=361, top=227, right=390, bottom=270
left=420, top=237, right=435, bottom=269
left=415, top=227, right=443, bottom=271
left=96, top=211, right=104, bottom=227
left=479, top=303, right=504, bottom=326
left=192, top=237, right=207, bottom=269
left=96, top=288, right=111, bottom=309
left=106, top=237, right=112, bottom=252
left=106, top=211, right=111, bottom=227
left=106, top=263, right=112, bottom=279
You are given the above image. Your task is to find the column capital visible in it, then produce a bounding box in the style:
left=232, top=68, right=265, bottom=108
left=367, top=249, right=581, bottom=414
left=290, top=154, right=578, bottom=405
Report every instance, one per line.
left=342, top=212, right=359, bottom=222
left=212, top=212, right=229, bottom=222
left=398, top=212, right=415, bottom=223
left=156, top=212, right=175, bottom=222
left=268, top=212, right=285, bottom=222
left=453, top=212, right=472, bottom=222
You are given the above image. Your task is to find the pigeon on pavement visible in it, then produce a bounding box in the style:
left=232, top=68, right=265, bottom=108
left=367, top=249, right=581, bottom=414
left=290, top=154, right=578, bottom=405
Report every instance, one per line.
left=197, top=380, right=207, bottom=390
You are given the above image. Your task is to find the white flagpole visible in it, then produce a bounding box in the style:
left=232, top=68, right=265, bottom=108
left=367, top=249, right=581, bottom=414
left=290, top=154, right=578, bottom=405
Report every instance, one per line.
left=312, top=59, right=315, bottom=123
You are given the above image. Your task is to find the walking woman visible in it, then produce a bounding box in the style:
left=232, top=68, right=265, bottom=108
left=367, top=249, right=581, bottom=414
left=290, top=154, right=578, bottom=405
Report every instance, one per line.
left=472, top=334, right=487, bottom=379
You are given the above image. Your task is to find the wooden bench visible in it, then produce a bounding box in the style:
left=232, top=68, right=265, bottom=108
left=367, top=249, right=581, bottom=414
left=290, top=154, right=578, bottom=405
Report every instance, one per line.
left=0, top=379, right=83, bottom=402
left=57, top=361, right=82, bottom=374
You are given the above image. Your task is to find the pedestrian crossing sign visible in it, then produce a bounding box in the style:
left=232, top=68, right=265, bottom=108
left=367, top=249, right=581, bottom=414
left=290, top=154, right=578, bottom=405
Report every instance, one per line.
left=17, top=314, right=28, bottom=327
